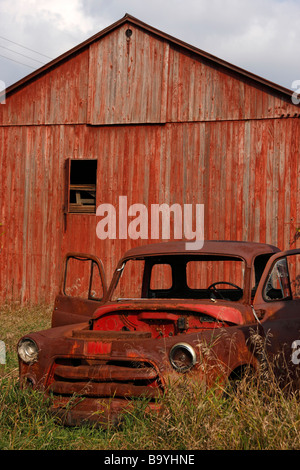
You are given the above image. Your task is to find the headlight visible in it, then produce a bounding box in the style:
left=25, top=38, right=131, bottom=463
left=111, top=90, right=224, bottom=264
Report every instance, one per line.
left=18, top=338, right=39, bottom=364
left=169, top=342, right=196, bottom=372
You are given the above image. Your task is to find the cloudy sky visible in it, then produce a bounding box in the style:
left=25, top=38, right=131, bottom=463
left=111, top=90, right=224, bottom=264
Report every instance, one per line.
left=0, top=0, right=299, bottom=91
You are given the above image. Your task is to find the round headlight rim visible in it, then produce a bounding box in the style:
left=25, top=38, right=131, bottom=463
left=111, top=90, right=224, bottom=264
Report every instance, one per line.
left=169, top=342, right=197, bottom=373
left=18, top=337, right=39, bottom=364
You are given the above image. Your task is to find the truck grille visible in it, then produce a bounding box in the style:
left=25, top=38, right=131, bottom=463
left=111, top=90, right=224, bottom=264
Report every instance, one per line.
left=48, top=358, right=162, bottom=400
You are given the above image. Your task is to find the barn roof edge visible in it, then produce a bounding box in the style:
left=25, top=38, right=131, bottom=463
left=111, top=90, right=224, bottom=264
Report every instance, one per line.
left=4, top=13, right=297, bottom=103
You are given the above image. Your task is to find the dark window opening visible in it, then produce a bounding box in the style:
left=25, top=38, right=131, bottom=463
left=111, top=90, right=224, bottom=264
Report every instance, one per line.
left=68, top=160, right=97, bottom=213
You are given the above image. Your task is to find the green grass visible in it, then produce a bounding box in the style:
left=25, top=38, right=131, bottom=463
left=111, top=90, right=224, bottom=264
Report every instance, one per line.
left=1, top=304, right=300, bottom=450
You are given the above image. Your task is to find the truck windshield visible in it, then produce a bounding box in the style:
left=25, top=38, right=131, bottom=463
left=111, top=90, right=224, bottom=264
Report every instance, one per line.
left=111, top=255, right=245, bottom=301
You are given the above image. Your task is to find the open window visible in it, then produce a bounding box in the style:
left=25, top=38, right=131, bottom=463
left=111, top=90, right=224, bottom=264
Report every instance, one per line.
left=65, top=159, right=97, bottom=213
left=63, top=253, right=107, bottom=301
left=51, top=252, right=108, bottom=328
left=263, top=253, right=300, bottom=301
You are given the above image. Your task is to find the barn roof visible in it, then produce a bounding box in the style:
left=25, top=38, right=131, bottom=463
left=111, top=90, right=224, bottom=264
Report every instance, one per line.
left=4, top=13, right=298, bottom=102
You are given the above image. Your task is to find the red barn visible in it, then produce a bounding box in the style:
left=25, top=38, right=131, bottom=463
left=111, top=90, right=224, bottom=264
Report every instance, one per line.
left=0, top=14, right=299, bottom=304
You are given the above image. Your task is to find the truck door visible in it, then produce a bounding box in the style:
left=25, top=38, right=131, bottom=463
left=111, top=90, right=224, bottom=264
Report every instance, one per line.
left=253, top=249, right=300, bottom=389
left=52, top=253, right=107, bottom=327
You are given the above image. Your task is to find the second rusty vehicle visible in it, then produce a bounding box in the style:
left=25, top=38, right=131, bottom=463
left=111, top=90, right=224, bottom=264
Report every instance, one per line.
left=18, top=240, right=300, bottom=425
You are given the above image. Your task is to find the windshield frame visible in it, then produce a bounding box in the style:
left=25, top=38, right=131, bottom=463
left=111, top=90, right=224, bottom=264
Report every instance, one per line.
left=107, top=253, right=248, bottom=303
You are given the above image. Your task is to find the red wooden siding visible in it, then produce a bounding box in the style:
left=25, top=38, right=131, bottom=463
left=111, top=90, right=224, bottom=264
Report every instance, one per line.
left=0, top=49, right=89, bottom=125
left=88, top=24, right=169, bottom=124
left=166, top=44, right=299, bottom=122
left=1, top=119, right=299, bottom=303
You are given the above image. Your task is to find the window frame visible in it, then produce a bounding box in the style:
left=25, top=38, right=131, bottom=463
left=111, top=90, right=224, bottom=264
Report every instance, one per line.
left=65, top=158, right=97, bottom=214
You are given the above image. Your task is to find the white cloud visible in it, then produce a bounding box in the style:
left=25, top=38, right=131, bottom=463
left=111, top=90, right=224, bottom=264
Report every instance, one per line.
left=1, top=0, right=94, bottom=33
left=0, top=0, right=299, bottom=89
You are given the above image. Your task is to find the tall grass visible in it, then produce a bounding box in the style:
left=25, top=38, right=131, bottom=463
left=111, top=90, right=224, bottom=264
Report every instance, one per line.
left=0, top=303, right=52, bottom=371
left=134, top=374, right=300, bottom=450
left=1, top=304, right=300, bottom=450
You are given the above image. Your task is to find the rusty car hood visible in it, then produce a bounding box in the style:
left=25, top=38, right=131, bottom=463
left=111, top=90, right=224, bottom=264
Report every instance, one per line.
left=90, top=299, right=247, bottom=326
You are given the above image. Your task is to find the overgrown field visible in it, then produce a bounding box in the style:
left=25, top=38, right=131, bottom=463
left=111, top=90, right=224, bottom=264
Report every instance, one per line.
left=1, top=304, right=300, bottom=450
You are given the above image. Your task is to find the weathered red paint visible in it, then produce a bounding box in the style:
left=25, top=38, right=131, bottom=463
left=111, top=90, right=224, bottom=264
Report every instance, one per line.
left=86, top=341, right=112, bottom=356
left=17, top=241, right=300, bottom=427
left=0, top=15, right=299, bottom=305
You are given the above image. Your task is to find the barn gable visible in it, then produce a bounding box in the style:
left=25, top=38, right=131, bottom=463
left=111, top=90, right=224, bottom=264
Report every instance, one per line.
left=1, top=14, right=299, bottom=126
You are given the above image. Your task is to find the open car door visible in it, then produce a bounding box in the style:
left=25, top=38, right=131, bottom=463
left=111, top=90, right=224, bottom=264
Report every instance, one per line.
left=52, top=253, right=107, bottom=327
left=253, top=248, right=300, bottom=389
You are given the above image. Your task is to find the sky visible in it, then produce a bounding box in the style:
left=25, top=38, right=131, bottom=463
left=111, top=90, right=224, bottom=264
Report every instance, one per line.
left=0, top=0, right=299, bottom=91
